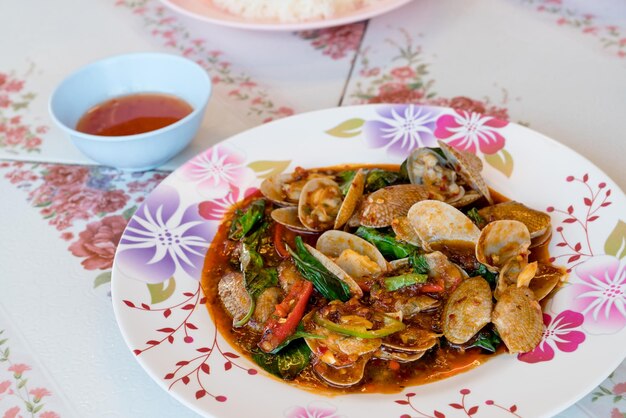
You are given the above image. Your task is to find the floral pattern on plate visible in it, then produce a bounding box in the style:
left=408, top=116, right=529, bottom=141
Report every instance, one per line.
left=111, top=104, right=626, bottom=418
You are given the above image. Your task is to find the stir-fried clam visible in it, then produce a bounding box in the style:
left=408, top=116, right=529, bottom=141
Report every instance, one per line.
left=210, top=145, right=563, bottom=392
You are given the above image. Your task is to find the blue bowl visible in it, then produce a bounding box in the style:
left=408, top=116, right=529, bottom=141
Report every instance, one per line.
left=49, top=52, right=211, bottom=171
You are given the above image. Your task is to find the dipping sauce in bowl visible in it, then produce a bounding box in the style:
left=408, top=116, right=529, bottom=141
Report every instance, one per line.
left=76, top=93, right=193, bottom=136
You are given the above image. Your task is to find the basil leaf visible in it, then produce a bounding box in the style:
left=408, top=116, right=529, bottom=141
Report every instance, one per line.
left=364, top=169, right=404, bottom=193
left=472, top=263, right=498, bottom=287
left=409, top=253, right=430, bottom=275
left=466, top=207, right=485, bottom=227
left=269, top=323, right=322, bottom=354
left=287, top=236, right=351, bottom=302
left=229, top=199, right=266, bottom=241
left=252, top=339, right=311, bottom=380
left=234, top=244, right=277, bottom=327
left=337, top=170, right=357, bottom=196
left=467, top=328, right=502, bottom=353
left=355, top=226, right=418, bottom=260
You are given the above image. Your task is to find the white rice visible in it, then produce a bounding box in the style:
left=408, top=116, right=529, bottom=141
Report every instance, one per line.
left=213, top=0, right=378, bottom=22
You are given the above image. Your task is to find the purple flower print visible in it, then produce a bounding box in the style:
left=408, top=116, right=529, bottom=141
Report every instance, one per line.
left=570, top=255, right=626, bottom=334
left=116, top=185, right=215, bottom=284
left=518, top=310, right=586, bottom=363
left=434, top=110, right=508, bottom=155
left=363, top=105, right=439, bottom=157
left=178, top=144, right=252, bottom=199
left=285, top=401, right=344, bottom=418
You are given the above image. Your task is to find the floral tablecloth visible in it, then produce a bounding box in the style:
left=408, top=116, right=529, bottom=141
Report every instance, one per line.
left=0, top=0, right=624, bottom=417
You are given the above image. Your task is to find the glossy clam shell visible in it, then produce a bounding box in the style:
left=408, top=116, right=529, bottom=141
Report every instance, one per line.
left=448, top=190, right=482, bottom=208
left=381, top=326, right=440, bottom=352
left=423, top=251, right=468, bottom=291
left=442, top=276, right=493, bottom=344
left=374, top=347, right=428, bottom=363
left=407, top=200, right=481, bottom=251
left=360, top=184, right=430, bottom=228
left=298, top=177, right=342, bottom=231
left=270, top=207, right=311, bottom=232
left=312, top=354, right=370, bottom=388
left=303, top=242, right=363, bottom=298
left=334, top=169, right=365, bottom=230
left=478, top=201, right=551, bottom=239
left=438, top=140, right=493, bottom=204
left=476, top=220, right=531, bottom=271
left=529, top=262, right=567, bottom=301
left=492, top=286, right=543, bottom=353
left=406, top=148, right=450, bottom=186
left=316, top=230, right=387, bottom=278
left=391, top=217, right=422, bottom=246
left=260, top=173, right=298, bottom=207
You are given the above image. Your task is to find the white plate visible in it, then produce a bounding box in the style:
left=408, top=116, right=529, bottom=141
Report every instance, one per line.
left=160, top=0, right=413, bottom=31
left=112, top=104, right=626, bottom=418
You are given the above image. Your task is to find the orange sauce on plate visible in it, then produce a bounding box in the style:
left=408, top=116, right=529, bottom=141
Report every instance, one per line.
left=76, top=93, right=193, bottom=136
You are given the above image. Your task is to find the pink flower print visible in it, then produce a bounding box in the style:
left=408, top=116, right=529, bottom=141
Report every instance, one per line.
left=24, top=137, right=42, bottom=150
left=360, top=67, right=380, bottom=77
left=179, top=144, right=251, bottom=199
left=434, top=110, right=508, bottom=155
left=276, top=107, right=294, bottom=117
left=3, top=79, right=23, bottom=93
left=570, top=255, right=626, bottom=334
left=611, top=408, right=624, bottom=418
left=7, top=364, right=30, bottom=378
left=198, top=186, right=258, bottom=221
left=284, top=401, right=344, bottom=418
left=614, top=382, right=626, bottom=395
left=0, top=381, right=10, bottom=394
left=0, top=95, right=9, bottom=108
left=39, top=413, right=60, bottom=418
left=28, top=387, right=51, bottom=402
left=0, top=73, right=6, bottom=86
left=2, top=407, right=20, bottom=418
left=518, top=310, right=585, bottom=363
left=390, top=66, right=416, bottom=81
left=44, top=165, right=89, bottom=187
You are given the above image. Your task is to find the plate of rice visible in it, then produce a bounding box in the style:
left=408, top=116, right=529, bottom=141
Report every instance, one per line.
left=160, top=0, right=414, bottom=30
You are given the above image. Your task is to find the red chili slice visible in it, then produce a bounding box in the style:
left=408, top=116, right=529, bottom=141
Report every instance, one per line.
left=258, top=279, right=313, bottom=353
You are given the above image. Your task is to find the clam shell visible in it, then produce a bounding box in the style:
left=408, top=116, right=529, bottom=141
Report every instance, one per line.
left=407, top=200, right=481, bottom=251
left=382, top=326, right=440, bottom=352
left=312, top=354, right=370, bottom=387
left=438, top=140, right=493, bottom=204
left=443, top=276, right=493, bottom=344
left=260, top=173, right=297, bottom=207
left=495, top=257, right=526, bottom=300
left=391, top=217, right=422, bottom=246
left=334, top=169, right=365, bottom=229
left=492, top=286, right=543, bottom=353
left=316, top=230, right=387, bottom=279
left=529, top=262, right=566, bottom=301
left=476, top=220, right=531, bottom=271
left=303, top=243, right=363, bottom=298
left=374, top=347, right=427, bottom=363
left=271, top=207, right=311, bottom=232
left=478, top=201, right=551, bottom=239
left=298, top=178, right=343, bottom=231
left=407, top=148, right=450, bottom=186
left=360, top=184, right=430, bottom=228
left=422, top=251, right=469, bottom=291
left=448, top=190, right=482, bottom=208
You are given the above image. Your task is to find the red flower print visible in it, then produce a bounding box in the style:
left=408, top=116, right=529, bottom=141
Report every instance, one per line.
left=44, top=166, right=89, bottom=187
left=39, top=413, right=60, bottom=418
left=0, top=73, right=6, bottom=86
left=390, top=66, right=416, bottom=80
left=0, top=95, right=9, bottom=108
left=24, top=137, right=42, bottom=150
left=611, top=408, right=624, bottom=418
left=7, top=364, right=30, bottom=377
left=518, top=310, right=585, bottom=363
left=614, top=382, right=626, bottom=395
left=0, top=381, right=10, bottom=394
left=94, top=189, right=130, bottom=213
left=2, top=406, right=20, bottom=418
left=28, top=387, right=51, bottom=401
left=435, top=109, right=508, bottom=155
left=3, top=80, right=24, bottom=93
left=69, top=215, right=127, bottom=270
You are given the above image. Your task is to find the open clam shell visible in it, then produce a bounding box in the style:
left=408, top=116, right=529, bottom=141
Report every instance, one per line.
left=334, top=169, right=365, bottom=230
left=492, top=286, right=543, bottom=353
left=360, top=184, right=430, bottom=228
left=529, top=262, right=567, bottom=301
left=476, top=220, right=531, bottom=271
left=303, top=242, right=363, bottom=298
left=391, top=217, right=422, bottom=246
left=438, top=140, right=493, bottom=204
left=271, top=207, right=311, bottom=233
left=298, top=177, right=343, bottom=231
left=260, top=173, right=297, bottom=207
left=407, top=200, right=481, bottom=252
left=312, top=354, right=370, bottom=388
left=316, top=230, right=387, bottom=279
left=442, top=276, right=493, bottom=344
left=422, top=251, right=469, bottom=291
left=382, top=326, right=440, bottom=352
left=478, top=201, right=551, bottom=239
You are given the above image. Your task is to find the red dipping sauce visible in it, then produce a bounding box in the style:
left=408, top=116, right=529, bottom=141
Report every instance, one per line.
left=76, top=93, right=193, bottom=136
